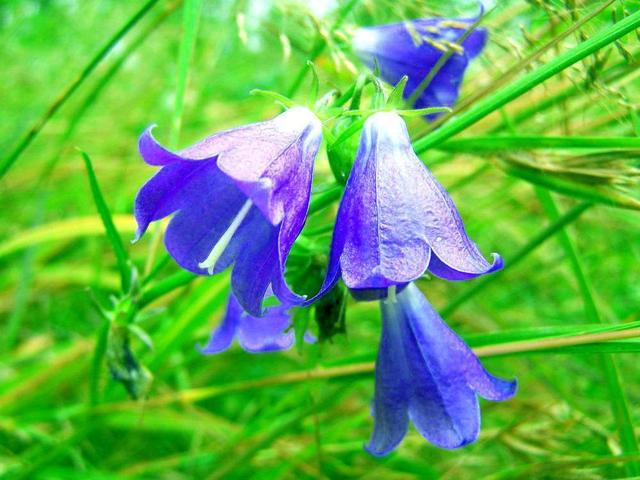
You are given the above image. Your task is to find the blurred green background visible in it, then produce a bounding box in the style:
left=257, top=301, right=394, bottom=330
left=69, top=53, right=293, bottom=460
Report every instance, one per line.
left=1, top=0, right=640, bottom=478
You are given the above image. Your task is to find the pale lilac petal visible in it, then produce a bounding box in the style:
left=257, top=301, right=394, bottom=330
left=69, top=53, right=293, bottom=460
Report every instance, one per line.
left=322, top=112, right=500, bottom=298
left=134, top=107, right=322, bottom=313
left=237, top=303, right=295, bottom=353
left=201, top=293, right=313, bottom=354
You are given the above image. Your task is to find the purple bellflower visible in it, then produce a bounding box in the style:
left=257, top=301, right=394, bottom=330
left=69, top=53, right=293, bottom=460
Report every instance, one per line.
left=314, top=111, right=501, bottom=301
left=353, top=17, right=487, bottom=116
left=134, top=107, right=323, bottom=316
left=201, top=292, right=313, bottom=354
left=367, top=283, right=516, bottom=456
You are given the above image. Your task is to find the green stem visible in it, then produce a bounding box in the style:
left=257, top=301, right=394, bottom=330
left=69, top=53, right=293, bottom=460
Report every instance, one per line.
left=0, top=0, right=160, bottom=178
left=413, top=9, right=640, bottom=154
left=536, top=188, right=639, bottom=476
left=441, top=202, right=591, bottom=317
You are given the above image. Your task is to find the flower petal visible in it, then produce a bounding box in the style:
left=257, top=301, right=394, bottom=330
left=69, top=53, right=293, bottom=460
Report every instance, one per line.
left=332, top=113, right=433, bottom=291
left=215, top=106, right=322, bottom=226
left=365, top=301, right=411, bottom=457
left=200, top=293, right=240, bottom=354
left=353, top=18, right=487, bottom=116
left=237, top=302, right=296, bottom=353
left=398, top=284, right=517, bottom=408
left=135, top=107, right=322, bottom=313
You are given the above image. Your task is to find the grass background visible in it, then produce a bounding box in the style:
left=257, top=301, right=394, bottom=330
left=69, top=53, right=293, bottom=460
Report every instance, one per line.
left=1, top=0, right=640, bottom=478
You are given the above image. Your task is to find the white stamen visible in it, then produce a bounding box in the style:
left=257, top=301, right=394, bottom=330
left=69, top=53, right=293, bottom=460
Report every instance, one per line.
left=385, top=286, right=397, bottom=304
left=198, top=199, right=253, bottom=274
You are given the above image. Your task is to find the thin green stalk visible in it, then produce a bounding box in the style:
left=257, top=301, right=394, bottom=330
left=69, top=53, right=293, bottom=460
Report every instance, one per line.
left=169, top=0, right=202, bottom=148
left=438, top=135, right=640, bottom=151
left=0, top=0, right=160, bottom=178
left=138, top=270, right=196, bottom=308
left=286, top=0, right=360, bottom=97
left=441, top=202, right=591, bottom=317
left=420, top=0, right=618, bottom=135
left=536, top=188, right=639, bottom=475
left=406, top=15, right=484, bottom=107
left=413, top=10, right=640, bottom=153
left=144, top=0, right=201, bottom=277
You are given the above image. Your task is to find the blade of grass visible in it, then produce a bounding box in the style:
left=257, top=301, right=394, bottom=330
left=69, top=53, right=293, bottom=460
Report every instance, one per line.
left=169, top=0, right=202, bottom=148
left=0, top=0, right=160, bottom=178
left=89, top=319, right=110, bottom=407
left=36, top=3, right=177, bottom=185
left=144, top=0, right=202, bottom=277
left=536, top=188, right=639, bottom=475
left=421, top=0, right=618, bottom=135
left=438, top=135, right=640, bottom=151
left=441, top=202, right=591, bottom=318
left=86, top=325, right=640, bottom=412
left=80, top=151, right=131, bottom=292
left=0, top=216, right=136, bottom=260
left=413, top=9, right=640, bottom=153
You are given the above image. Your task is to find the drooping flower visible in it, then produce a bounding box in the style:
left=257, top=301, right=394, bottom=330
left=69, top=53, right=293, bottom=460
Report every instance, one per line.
left=314, top=111, right=501, bottom=301
left=366, top=283, right=516, bottom=456
left=134, top=107, right=323, bottom=316
left=352, top=17, right=487, bottom=116
left=201, top=292, right=313, bottom=354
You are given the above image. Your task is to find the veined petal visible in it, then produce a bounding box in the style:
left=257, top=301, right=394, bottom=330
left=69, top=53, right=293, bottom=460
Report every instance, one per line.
left=368, top=284, right=516, bottom=455
left=134, top=107, right=322, bottom=314
left=215, top=106, right=322, bottom=226
left=326, top=112, right=499, bottom=295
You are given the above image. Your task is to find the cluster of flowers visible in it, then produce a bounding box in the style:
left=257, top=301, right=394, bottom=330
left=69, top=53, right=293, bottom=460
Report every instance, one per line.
left=134, top=15, right=516, bottom=456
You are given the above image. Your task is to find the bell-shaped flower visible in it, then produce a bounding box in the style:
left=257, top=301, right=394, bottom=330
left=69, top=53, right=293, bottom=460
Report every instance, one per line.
left=315, top=111, right=501, bottom=300
left=134, top=107, right=323, bottom=316
left=366, top=283, right=516, bottom=456
left=201, top=292, right=313, bottom=354
left=353, top=17, right=487, bottom=116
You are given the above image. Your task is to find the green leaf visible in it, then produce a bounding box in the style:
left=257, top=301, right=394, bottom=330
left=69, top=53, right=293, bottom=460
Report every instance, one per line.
left=169, top=0, right=203, bottom=148
left=80, top=150, right=132, bottom=293
left=437, top=135, right=640, bottom=151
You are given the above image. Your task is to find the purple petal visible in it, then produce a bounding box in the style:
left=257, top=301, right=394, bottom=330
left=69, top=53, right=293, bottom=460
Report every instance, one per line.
left=134, top=107, right=322, bottom=313
left=401, top=284, right=515, bottom=445
left=323, top=112, right=499, bottom=295
left=237, top=303, right=296, bottom=353
left=200, top=293, right=240, bottom=354
left=215, top=107, right=322, bottom=226
left=201, top=293, right=301, bottom=354
left=353, top=18, right=487, bottom=116
left=368, top=284, right=516, bottom=455
left=365, top=301, right=410, bottom=457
